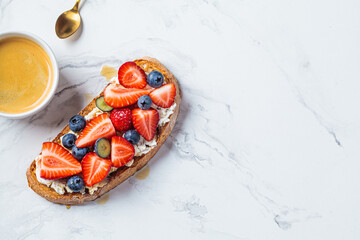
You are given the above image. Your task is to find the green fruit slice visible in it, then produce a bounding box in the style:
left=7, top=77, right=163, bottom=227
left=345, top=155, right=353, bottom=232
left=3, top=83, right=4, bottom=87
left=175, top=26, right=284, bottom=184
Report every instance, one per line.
left=94, top=138, right=111, bottom=158
left=95, top=96, right=114, bottom=112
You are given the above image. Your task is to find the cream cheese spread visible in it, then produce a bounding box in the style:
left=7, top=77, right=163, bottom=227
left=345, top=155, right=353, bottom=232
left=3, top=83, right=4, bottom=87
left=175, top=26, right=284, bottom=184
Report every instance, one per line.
left=155, top=103, right=176, bottom=127
left=87, top=178, right=109, bottom=195
left=35, top=155, right=104, bottom=195
left=84, top=107, right=104, bottom=121
left=34, top=85, right=176, bottom=195
left=134, top=137, right=157, bottom=157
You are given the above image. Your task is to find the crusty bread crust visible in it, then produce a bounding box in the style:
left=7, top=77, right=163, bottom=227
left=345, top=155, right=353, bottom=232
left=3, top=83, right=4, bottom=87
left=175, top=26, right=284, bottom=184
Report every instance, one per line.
left=26, top=57, right=181, bottom=205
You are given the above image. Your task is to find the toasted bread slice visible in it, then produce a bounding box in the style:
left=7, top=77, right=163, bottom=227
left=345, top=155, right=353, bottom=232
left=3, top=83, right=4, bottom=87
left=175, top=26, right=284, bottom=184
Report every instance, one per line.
left=26, top=57, right=181, bottom=205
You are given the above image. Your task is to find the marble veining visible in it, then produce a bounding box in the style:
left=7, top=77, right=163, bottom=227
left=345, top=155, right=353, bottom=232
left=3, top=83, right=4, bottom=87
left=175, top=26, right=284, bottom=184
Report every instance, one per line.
left=1, top=0, right=360, bottom=239
left=172, top=195, right=208, bottom=232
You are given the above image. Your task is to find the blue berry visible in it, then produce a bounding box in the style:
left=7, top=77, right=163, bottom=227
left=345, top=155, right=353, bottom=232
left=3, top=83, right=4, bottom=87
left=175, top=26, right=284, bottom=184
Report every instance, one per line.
left=62, top=133, right=77, bottom=149
left=124, top=130, right=140, bottom=145
left=94, top=138, right=111, bottom=158
left=137, top=95, right=152, bottom=110
left=71, top=146, right=90, bottom=160
left=67, top=175, right=84, bottom=192
left=147, top=70, right=164, bottom=88
left=69, top=115, right=86, bottom=132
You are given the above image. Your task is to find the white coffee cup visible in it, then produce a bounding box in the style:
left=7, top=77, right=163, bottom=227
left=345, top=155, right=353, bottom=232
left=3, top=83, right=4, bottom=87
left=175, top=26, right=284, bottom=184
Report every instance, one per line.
left=0, top=31, right=59, bottom=119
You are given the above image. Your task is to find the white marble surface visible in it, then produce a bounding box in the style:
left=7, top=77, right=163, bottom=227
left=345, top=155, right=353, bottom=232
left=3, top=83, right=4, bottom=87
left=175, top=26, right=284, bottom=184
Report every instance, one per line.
left=1, top=0, right=360, bottom=239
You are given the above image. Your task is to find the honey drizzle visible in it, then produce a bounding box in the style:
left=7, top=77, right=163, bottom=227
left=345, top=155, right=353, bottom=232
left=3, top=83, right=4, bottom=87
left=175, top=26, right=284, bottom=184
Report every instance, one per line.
left=85, top=93, right=95, bottom=102
left=135, top=165, right=150, bottom=180
left=96, top=193, right=110, bottom=205
left=100, top=65, right=117, bottom=81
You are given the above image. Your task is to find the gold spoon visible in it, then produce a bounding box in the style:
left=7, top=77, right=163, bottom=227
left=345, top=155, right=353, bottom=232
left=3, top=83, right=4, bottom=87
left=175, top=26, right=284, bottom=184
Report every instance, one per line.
left=55, top=0, right=82, bottom=39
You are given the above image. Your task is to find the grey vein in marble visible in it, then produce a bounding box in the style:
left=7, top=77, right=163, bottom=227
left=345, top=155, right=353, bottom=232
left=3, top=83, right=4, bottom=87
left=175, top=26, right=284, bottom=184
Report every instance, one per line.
left=274, top=209, right=321, bottom=230
left=167, top=87, right=320, bottom=231
left=172, top=195, right=208, bottom=232
left=278, top=66, right=343, bottom=147
left=0, top=0, right=14, bottom=21
left=55, top=80, right=87, bottom=97
left=59, top=57, right=120, bottom=71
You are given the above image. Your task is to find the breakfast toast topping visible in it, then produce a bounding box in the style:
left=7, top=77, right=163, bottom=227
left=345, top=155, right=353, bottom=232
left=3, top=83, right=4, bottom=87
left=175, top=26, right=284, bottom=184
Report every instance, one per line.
left=147, top=70, right=164, bottom=88
left=67, top=175, right=85, bottom=192
left=71, top=146, right=90, bottom=160
left=123, top=129, right=140, bottom=145
left=118, top=61, right=147, bottom=89
left=69, top=115, right=86, bottom=132
left=110, top=108, right=132, bottom=132
left=137, top=95, right=152, bottom=110
left=95, top=96, right=114, bottom=112
left=111, top=136, right=135, bottom=167
left=94, top=137, right=111, bottom=158
left=103, top=84, right=150, bottom=108
left=29, top=58, right=179, bottom=202
left=81, top=152, right=112, bottom=186
left=75, top=113, right=116, bottom=148
left=40, top=142, right=82, bottom=179
left=132, top=108, right=159, bottom=141
left=62, top=133, right=77, bottom=149
left=149, top=83, right=176, bottom=108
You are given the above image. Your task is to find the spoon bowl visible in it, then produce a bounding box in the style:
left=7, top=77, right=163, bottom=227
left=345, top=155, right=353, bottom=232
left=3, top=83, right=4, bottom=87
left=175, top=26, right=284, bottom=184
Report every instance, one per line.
left=55, top=0, right=82, bottom=39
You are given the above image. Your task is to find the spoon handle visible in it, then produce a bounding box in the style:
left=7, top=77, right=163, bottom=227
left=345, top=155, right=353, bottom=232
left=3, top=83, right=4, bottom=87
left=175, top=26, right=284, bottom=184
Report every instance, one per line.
left=72, top=0, right=81, bottom=11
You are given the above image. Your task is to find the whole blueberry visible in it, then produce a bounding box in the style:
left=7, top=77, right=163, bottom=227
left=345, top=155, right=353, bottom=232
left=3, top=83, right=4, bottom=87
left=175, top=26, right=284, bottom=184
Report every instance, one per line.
left=137, top=95, right=152, bottom=110
left=69, top=115, right=86, bottom=132
left=72, top=146, right=90, bottom=160
left=147, top=70, right=164, bottom=88
left=62, top=133, right=77, bottom=149
left=124, top=129, right=140, bottom=145
left=67, top=175, right=84, bottom=192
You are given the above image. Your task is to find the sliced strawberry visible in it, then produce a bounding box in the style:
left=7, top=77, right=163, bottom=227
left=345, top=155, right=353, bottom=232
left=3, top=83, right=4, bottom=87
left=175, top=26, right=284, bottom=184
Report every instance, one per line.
left=40, top=142, right=82, bottom=179
left=118, top=62, right=147, bottom=89
left=75, top=113, right=116, bottom=148
left=149, top=83, right=176, bottom=108
left=81, top=152, right=112, bottom=186
left=104, top=84, right=151, bottom=108
left=144, top=84, right=155, bottom=91
left=132, top=108, right=159, bottom=141
left=111, top=136, right=135, bottom=167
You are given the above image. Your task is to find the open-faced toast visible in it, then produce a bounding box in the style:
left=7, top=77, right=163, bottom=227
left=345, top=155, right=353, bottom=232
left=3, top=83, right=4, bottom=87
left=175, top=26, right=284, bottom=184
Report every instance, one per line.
left=26, top=57, right=181, bottom=205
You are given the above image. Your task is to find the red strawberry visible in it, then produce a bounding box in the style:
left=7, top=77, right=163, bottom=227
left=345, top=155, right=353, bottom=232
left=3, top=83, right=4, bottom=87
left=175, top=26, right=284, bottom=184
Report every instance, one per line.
left=81, top=152, right=112, bottom=186
left=111, top=136, right=135, bottom=167
left=118, top=62, right=147, bottom=89
left=110, top=108, right=132, bottom=131
left=149, top=83, right=176, bottom=108
left=104, top=84, right=150, bottom=108
left=132, top=108, right=159, bottom=141
left=75, top=113, right=116, bottom=148
left=40, top=142, right=82, bottom=179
